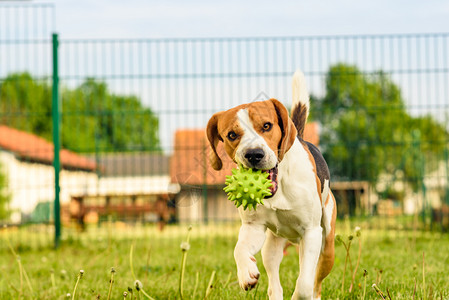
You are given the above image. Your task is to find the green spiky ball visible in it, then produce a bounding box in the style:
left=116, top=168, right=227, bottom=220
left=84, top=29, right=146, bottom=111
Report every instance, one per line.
left=223, top=166, right=273, bottom=210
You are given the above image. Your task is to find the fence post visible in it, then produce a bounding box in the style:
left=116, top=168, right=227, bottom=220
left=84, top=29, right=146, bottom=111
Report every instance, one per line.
left=52, top=33, right=61, bottom=248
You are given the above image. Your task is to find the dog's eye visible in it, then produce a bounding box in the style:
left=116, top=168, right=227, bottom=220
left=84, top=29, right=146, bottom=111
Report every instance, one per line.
left=227, top=131, right=238, bottom=141
left=262, top=122, right=272, bottom=132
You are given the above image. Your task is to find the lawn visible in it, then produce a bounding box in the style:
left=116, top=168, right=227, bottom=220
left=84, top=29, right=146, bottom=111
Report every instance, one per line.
left=1, top=222, right=448, bottom=299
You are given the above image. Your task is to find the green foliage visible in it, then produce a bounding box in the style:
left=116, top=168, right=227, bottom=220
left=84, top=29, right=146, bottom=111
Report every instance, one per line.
left=61, top=79, right=160, bottom=152
left=0, top=73, right=53, bottom=140
left=0, top=161, right=10, bottom=220
left=0, top=73, right=161, bottom=153
left=313, top=64, right=448, bottom=190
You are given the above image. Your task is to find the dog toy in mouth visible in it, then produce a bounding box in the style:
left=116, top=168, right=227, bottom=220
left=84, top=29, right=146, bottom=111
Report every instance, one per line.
left=223, top=165, right=273, bottom=210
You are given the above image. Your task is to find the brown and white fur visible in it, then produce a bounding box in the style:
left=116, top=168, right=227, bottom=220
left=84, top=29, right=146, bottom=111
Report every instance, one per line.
left=206, top=70, right=337, bottom=300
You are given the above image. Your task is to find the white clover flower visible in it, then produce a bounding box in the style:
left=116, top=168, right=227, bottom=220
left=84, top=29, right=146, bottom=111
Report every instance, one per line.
left=180, top=242, right=190, bottom=252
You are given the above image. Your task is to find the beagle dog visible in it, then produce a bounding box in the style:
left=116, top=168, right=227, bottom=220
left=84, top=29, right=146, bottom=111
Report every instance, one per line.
left=206, top=70, right=337, bottom=300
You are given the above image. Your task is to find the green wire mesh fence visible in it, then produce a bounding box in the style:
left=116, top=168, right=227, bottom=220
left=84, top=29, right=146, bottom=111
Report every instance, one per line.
left=0, top=3, right=448, bottom=249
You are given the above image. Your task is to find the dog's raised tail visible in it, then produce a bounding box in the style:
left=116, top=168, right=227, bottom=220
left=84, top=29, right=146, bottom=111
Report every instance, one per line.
left=291, top=70, right=310, bottom=139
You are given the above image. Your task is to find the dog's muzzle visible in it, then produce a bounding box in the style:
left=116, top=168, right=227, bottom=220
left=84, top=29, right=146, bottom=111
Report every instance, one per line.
left=243, top=149, right=278, bottom=197
left=244, top=148, right=265, bottom=167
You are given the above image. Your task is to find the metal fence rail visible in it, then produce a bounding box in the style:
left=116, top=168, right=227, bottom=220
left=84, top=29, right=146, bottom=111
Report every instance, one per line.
left=0, top=4, right=448, bottom=249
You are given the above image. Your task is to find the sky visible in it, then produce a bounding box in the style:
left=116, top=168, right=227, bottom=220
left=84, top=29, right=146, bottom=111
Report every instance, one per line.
left=54, top=0, right=449, bottom=39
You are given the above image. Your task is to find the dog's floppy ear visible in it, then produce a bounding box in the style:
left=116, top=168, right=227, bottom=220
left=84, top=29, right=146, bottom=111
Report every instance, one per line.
left=270, top=98, right=297, bottom=161
left=206, top=112, right=224, bottom=170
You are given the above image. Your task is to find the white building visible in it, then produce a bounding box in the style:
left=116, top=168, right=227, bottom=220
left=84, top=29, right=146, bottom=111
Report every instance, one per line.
left=0, top=125, right=97, bottom=223
left=0, top=125, right=180, bottom=224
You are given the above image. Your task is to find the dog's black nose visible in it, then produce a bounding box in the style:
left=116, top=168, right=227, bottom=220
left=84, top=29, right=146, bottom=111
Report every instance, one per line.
left=244, top=149, right=265, bottom=166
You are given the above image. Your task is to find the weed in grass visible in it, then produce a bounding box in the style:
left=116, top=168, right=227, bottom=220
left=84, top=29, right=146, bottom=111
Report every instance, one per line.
left=372, top=283, right=387, bottom=299
left=129, top=244, right=155, bottom=300
left=362, top=270, right=368, bottom=300
left=135, top=279, right=143, bottom=299
left=422, top=252, right=426, bottom=300
left=179, top=225, right=192, bottom=300
left=107, top=267, right=116, bottom=300
left=413, top=278, right=417, bottom=300
left=336, top=232, right=355, bottom=295
left=72, top=270, right=84, bottom=300
left=50, top=269, right=56, bottom=289
left=349, top=226, right=363, bottom=293
left=192, top=271, right=200, bottom=299
left=375, top=268, right=384, bottom=285
left=6, top=235, right=34, bottom=299
left=204, top=270, right=217, bottom=299
left=127, top=286, right=133, bottom=299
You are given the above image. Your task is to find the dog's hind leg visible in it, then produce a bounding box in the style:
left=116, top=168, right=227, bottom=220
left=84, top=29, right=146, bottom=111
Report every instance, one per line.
left=313, top=191, right=337, bottom=299
left=262, top=230, right=287, bottom=300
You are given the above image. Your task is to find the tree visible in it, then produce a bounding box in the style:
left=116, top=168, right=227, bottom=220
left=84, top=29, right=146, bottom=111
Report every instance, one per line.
left=61, top=79, right=161, bottom=152
left=312, top=64, right=447, bottom=191
left=0, top=73, right=161, bottom=153
left=0, top=73, right=53, bottom=140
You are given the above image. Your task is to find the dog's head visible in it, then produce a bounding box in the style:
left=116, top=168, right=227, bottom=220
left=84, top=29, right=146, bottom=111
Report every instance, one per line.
left=206, top=99, right=297, bottom=197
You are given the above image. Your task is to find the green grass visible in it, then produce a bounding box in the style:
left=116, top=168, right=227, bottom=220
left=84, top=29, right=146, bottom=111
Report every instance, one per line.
left=1, top=223, right=449, bottom=299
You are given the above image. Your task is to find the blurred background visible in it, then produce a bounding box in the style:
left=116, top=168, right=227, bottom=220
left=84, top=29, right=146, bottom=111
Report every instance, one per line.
left=0, top=1, right=448, bottom=249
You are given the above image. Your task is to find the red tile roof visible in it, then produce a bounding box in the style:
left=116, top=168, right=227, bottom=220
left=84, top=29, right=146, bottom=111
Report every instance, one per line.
left=170, top=123, right=319, bottom=185
left=0, top=125, right=96, bottom=171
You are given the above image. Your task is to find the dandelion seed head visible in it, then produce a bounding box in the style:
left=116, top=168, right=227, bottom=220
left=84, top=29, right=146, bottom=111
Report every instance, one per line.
left=123, top=291, right=128, bottom=297
left=66, top=293, right=71, bottom=298
left=134, top=279, right=143, bottom=291
left=180, top=242, right=190, bottom=252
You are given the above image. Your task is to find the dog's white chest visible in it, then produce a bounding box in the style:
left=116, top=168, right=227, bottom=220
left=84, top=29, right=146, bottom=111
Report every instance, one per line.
left=266, top=209, right=307, bottom=241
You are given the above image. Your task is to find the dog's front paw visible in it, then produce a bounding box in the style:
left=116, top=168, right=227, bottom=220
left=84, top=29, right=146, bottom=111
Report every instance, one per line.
left=237, top=255, right=260, bottom=290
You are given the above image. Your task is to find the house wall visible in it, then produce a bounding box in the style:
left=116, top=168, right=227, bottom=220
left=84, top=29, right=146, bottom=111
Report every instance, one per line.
left=176, top=186, right=240, bottom=223
left=95, top=176, right=179, bottom=196
left=0, top=151, right=97, bottom=223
